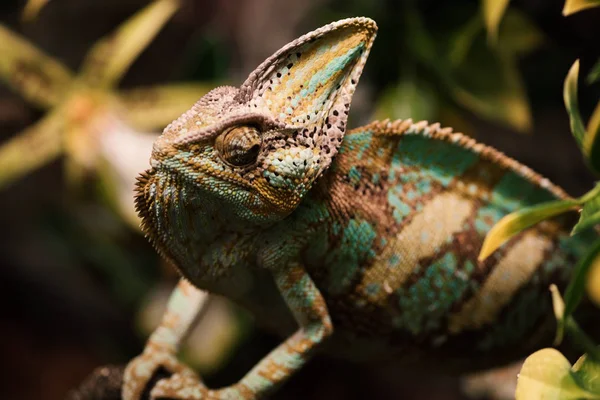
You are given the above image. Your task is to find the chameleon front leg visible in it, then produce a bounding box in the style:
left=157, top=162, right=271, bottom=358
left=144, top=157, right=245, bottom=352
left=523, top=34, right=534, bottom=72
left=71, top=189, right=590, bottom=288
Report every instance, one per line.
left=151, top=262, right=333, bottom=400
left=123, top=278, right=208, bottom=400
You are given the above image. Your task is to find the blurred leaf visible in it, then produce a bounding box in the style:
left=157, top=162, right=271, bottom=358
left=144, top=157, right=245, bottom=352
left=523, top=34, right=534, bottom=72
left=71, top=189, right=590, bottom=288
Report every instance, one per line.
left=550, top=284, right=566, bottom=343
left=0, top=110, right=64, bottom=188
left=21, top=0, right=49, bottom=22
left=563, top=0, right=600, bottom=16
left=0, top=25, right=73, bottom=108
left=373, top=78, right=438, bottom=123
left=563, top=240, right=600, bottom=329
left=573, top=352, right=600, bottom=394
left=588, top=59, right=600, bottom=84
left=551, top=284, right=600, bottom=359
left=478, top=198, right=581, bottom=260
left=448, top=17, right=532, bottom=132
left=587, top=255, right=600, bottom=307
left=573, top=189, right=600, bottom=234
left=81, top=0, right=179, bottom=87
left=452, top=56, right=531, bottom=132
left=584, top=101, right=600, bottom=171
left=448, top=17, right=482, bottom=67
left=516, top=348, right=600, bottom=399
left=496, top=11, right=544, bottom=56
left=564, top=60, right=587, bottom=149
left=118, top=83, right=212, bottom=130
left=482, top=0, right=510, bottom=44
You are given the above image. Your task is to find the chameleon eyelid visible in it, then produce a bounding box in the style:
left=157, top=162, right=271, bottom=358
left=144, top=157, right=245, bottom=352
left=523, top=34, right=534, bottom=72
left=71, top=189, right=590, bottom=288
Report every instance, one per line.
left=175, top=112, right=284, bottom=145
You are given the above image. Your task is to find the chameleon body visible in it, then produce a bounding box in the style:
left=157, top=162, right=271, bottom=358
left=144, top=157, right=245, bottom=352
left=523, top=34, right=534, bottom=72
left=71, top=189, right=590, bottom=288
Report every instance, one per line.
left=123, top=18, right=592, bottom=399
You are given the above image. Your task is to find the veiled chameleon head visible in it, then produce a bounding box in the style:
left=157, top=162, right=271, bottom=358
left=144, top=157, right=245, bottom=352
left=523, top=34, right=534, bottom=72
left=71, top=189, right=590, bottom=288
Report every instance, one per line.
left=139, top=18, right=376, bottom=226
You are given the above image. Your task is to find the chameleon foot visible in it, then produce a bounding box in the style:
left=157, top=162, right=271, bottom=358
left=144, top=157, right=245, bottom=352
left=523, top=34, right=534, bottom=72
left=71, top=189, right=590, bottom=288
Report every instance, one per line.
left=151, top=373, right=210, bottom=399
left=123, top=347, right=201, bottom=400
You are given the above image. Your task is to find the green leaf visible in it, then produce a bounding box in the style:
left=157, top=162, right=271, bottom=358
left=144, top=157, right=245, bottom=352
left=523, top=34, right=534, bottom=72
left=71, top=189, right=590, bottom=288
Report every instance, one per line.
left=573, top=187, right=600, bottom=234
left=81, top=0, right=179, bottom=87
left=584, top=101, right=600, bottom=172
left=0, top=25, right=73, bottom=108
left=563, top=0, right=600, bottom=16
left=482, top=0, right=511, bottom=44
left=516, top=348, right=600, bottom=399
left=564, top=60, right=587, bottom=149
left=587, top=254, right=600, bottom=307
left=552, top=283, right=600, bottom=360
left=118, top=83, right=212, bottom=131
left=588, top=58, right=600, bottom=84
left=496, top=11, right=544, bottom=56
left=573, top=351, right=600, bottom=394
left=478, top=198, right=580, bottom=260
left=447, top=15, right=532, bottom=132
left=373, top=77, right=438, bottom=123
left=563, top=240, right=600, bottom=320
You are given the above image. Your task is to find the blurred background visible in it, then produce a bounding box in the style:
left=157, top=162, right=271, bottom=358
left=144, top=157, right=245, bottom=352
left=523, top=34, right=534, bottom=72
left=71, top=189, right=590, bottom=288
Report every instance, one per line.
left=0, top=0, right=598, bottom=399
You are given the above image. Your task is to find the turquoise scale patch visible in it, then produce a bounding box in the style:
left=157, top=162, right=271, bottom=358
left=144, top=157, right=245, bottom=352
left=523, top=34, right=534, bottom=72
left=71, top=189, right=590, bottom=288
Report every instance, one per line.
left=393, top=135, right=479, bottom=187
left=491, top=171, right=556, bottom=211
left=326, top=219, right=377, bottom=295
left=394, top=253, right=471, bottom=335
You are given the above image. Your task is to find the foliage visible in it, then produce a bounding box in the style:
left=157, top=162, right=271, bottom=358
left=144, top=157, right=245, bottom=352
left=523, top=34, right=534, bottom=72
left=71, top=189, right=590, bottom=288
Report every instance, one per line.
left=372, top=2, right=541, bottom=132
left=479, top=3, right=600, bottom=398
left=516, top=348, right=600, bottom=399
left=0, top=0, right=210, bottom=225
left=563, top=0, right=600, bottom=16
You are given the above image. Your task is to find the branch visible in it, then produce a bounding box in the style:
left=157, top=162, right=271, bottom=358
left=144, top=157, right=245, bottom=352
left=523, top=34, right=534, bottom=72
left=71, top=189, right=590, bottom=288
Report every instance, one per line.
left=66, top=365, right=172, bottom=400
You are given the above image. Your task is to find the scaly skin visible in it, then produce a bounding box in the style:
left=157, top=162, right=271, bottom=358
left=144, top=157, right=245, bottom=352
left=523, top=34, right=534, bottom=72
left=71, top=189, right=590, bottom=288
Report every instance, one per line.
left=123, top=17, right=593, bottom=399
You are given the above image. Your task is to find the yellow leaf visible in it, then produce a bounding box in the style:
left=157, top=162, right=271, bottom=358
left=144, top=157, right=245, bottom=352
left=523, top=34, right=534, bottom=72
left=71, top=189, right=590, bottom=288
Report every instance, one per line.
left=564, top=60, right=586, bottom=149
left=81, top=0, right=180, bottom=87
left=516, top=348, right=599, bottom=399
left=0, top=25, right=73, bottom=108
left=478, top=199, right=579, bottom=260
left=0, top=111, right=64, bottom=188
left=563, top=0, right=600, bottom=16
left=21, top=0, right=50, bottom=22
left=587, top=255, right=600, bottom=307
left=550, top=284, right=566, bottom=344
left=583, top=100, right=600, bottom=172
left=118, top=83, right=212, bottom=131
left=482, top=0, right=511, bottom=44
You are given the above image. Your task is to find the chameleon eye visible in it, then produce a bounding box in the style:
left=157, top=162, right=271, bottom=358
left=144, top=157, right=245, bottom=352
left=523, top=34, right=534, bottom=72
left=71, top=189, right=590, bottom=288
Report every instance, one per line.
left=215, top=125, right=262, bottom=167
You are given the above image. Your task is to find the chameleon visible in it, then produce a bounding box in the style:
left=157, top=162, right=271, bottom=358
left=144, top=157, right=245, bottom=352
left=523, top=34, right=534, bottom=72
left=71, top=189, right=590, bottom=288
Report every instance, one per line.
left=122, top=17, right=593, bottom=399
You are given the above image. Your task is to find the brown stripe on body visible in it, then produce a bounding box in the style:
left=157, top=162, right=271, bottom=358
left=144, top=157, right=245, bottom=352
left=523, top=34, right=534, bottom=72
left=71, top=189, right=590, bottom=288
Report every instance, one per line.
left=356, top=157, right=506, bottom=308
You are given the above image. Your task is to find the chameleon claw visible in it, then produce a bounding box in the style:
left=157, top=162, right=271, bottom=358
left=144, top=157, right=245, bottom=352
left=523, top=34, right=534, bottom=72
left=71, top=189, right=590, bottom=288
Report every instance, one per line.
left=123, top=348, right=201, bottom=400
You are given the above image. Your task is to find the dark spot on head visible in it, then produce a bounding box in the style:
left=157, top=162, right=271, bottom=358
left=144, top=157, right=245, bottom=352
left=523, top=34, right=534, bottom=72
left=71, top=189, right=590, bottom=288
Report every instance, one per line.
left=296, top=52, right=301, bottom=58
left=287, top=63, right=293, bottom=69
left=277, top=72, right=282, bottom=78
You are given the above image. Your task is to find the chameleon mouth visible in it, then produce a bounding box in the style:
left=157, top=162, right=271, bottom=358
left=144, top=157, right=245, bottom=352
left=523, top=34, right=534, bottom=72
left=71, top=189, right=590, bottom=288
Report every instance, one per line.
left=133, top=167, right=180, bottom=270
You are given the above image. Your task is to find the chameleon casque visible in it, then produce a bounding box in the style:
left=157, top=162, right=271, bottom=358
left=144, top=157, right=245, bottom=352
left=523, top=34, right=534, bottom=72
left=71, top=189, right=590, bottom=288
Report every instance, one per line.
left=123, top=17, right=592, bottom=399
